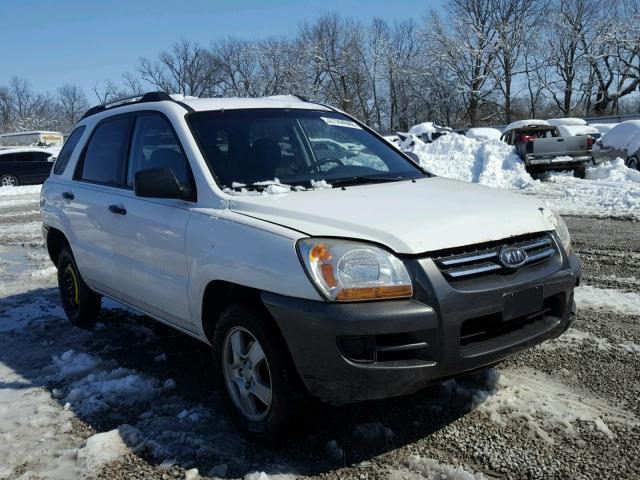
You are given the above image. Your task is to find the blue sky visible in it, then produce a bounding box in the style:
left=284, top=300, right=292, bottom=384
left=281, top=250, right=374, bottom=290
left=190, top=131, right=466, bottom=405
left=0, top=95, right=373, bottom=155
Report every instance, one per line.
left=0, top=0, right=444, bottom=100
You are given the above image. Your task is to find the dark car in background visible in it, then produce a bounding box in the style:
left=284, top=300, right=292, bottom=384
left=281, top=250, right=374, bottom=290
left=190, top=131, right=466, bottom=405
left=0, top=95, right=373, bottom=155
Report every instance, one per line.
left=0, top=149, right=54, bottom=187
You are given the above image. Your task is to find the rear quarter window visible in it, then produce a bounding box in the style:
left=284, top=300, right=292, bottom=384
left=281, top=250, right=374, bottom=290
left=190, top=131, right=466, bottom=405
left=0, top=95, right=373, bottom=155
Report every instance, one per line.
left=53, top=126, right=86, bottom=175
left=78, top=117, right=131, bottom=186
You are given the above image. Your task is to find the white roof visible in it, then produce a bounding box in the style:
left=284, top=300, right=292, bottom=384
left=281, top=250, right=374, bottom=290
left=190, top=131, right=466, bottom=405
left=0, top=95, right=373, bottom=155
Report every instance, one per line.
left=181, top=96, right=331, bottom=112
left=504, top=119, right=550, bottom=131
left=547, top=117, right=587, bottom=127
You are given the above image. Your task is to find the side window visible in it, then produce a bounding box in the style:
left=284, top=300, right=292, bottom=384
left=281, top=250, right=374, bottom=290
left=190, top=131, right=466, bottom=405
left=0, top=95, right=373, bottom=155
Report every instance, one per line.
left=15, top=152, right=51, bottom=162
left=0, top=154, right=15, bottom=162
left=80, top=117, right=131, bottom=186
left=127, top=114, right=193, bottom=188
left=54, top=126, right=85, bottom=175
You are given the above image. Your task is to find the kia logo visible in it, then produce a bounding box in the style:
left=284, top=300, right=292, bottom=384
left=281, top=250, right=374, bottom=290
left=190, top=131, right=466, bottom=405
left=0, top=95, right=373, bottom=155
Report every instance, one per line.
left=499, top=246, right=528, bottom=268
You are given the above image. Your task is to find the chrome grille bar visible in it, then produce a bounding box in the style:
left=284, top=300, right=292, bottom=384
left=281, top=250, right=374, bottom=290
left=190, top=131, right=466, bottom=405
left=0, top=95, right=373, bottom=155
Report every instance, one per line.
left=433, top=232, right=556, bottom=281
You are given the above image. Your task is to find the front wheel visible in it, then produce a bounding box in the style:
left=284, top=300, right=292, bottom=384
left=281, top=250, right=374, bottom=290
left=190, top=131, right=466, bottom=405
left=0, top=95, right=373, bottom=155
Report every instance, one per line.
left=212, top=304, right=305, bottom=442
left=627, top=156, right=639, bottom=171
left=57, top=248, right=101, bottom=326
left=1, top=173, right=19, bottom=187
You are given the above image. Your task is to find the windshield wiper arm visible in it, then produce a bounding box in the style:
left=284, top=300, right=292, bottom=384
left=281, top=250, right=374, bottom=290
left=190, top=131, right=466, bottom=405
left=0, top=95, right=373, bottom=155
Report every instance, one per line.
left=329, top=175, right=408, bottom=188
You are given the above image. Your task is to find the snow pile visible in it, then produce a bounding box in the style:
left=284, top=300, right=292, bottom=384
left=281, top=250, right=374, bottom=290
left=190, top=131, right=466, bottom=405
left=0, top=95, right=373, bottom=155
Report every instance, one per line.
left=409, top=133, right=535, bottom=189
left=575, top=285, right=640, bottom=315
left=52, top=349, right=171, bottom=416
left=541, top=328, right=640, bottom=354
left=77, top=425, right=145, bottom=470
left=600, top=120, right=640, bottom=152
left=586, top=158, right=640, bottom=183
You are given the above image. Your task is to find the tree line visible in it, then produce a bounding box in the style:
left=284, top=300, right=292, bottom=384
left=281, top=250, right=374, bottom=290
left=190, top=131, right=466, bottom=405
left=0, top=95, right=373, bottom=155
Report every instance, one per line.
left=1, top=0, right=639, bottom=135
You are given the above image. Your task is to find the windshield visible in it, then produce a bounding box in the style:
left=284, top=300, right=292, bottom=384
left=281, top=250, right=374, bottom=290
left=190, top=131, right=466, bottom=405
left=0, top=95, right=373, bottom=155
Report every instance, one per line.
left=187, top=109, right=425, bottom=189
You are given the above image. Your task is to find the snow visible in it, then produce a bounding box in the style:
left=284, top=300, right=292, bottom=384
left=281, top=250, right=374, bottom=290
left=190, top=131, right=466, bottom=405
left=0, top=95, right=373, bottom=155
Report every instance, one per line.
left=547, top=117, right=587, bottom=126
left=575, top=285, right=640, bottom=315
left=0, top=184, right=42, bottom=196
left=465, top=127, right=502, bottom=141
left=77, top=425, right=145, bottom=470
left=590, top=123, right=617, bottom=135
left=503, top=119, right=550, bottom=131
left=408, top=133, right=535, bottom=189
left=556, top=124, right=599, bottom=137
left=408, top=122, right=438, bottom=136
left=402, top=131, right=640, bottom=220
left=600, top=120, right=640, bottom=154
left=402, top=455, right=487, bottom=480
left=447, top=367, right=638, bottom=444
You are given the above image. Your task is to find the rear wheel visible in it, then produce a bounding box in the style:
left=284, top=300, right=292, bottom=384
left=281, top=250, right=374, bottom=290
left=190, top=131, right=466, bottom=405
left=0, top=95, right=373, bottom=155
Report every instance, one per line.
left=0, top=173, right=19, bottom=187
left=573, top=165, right=586, bottom=179
left=212, top=304, right=305, bottom=442
left=57, top=248, right=101, bottom=326
left=627, top=156, right=639, bottom=171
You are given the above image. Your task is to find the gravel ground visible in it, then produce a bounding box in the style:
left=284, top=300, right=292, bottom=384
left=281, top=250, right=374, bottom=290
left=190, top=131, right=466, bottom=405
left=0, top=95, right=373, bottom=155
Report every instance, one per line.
left=0, top=194, right=638, bottom=480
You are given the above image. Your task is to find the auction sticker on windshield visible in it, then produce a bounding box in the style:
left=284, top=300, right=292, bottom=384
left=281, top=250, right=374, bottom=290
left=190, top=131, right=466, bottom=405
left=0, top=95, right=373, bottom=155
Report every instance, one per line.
left=321, top=117, right=362, bottom=129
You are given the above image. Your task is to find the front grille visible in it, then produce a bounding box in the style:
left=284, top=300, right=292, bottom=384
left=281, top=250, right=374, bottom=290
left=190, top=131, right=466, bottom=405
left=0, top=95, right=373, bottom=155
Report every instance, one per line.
left=432, top=232, right=556, bottom=281
left=459, top=293, right=565, bottom=347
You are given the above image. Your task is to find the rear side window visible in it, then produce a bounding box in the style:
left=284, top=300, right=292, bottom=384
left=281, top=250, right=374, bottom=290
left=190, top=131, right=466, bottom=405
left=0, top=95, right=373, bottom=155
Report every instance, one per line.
left=54, top=126, right=85, bottom=175
left=14, top=152, right=51, bottom=162
left=127, top=114, right=193, bottom=188
left=80, top=117, right=131, bottom=186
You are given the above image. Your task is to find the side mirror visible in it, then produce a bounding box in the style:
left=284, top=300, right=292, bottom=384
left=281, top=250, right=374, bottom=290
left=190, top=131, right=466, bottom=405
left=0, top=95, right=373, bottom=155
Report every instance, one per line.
left=134, top=168, right=193, bottom=201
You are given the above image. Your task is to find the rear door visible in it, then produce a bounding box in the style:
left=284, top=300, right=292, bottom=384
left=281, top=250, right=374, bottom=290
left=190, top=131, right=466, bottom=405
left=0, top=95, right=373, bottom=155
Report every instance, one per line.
left=106, top=112, right=195, bottom=329
left=12, top=151, right=54, bottom=184
left=62, top=115, right=133, bottom=294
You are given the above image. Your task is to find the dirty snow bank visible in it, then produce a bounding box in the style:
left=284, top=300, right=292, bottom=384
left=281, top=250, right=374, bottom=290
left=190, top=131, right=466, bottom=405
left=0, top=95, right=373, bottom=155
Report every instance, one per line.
left=575, top=285, right=640, bottom=315
left=0, top=185, right=42, bottom=196
left=447, top=368, right=638, bottom=443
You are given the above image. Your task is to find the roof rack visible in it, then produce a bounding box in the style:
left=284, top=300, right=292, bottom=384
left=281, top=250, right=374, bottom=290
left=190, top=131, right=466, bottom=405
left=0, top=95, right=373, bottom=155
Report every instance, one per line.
left=81, top=91, right=193, bottom=120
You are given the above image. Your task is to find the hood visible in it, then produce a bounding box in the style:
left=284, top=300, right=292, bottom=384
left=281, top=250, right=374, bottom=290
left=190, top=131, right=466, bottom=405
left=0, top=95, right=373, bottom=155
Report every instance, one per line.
left=228, top=177, right=555, bottom=254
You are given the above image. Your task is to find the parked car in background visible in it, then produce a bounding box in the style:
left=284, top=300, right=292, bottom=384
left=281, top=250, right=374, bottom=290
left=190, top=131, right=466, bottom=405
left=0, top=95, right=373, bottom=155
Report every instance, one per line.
left=465, top=127, right=502, bottom=141
left=547, top=118, right=600, bottom=139
left=591, top=120, right=640, bottom=171
left=590, top=123, right=618, bottom=137
left=0, top=148, right=55, bottom=186
left=0, top=130, right=64, bottom=148
left=501, top=120, right=592, bottom=177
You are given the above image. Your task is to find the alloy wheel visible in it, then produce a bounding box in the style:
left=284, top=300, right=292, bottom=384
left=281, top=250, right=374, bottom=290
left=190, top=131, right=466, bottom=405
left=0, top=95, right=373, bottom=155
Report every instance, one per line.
left=222, top=326, right=273, bottom=421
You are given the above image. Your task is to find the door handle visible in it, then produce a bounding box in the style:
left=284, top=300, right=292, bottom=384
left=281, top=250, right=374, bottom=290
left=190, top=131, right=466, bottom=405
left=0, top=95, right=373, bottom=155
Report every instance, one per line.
left=62, top=191, right=74, bottom=200
left=108, top=205, right=127, bottom=215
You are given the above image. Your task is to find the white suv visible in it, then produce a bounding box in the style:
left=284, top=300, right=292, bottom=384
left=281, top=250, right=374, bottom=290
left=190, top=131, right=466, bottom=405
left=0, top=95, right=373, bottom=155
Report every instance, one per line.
left=41, top=92, right=581, bottom=440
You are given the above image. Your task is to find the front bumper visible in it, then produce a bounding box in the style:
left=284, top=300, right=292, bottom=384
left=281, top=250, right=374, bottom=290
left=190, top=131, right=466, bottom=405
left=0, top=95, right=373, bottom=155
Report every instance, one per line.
left=263, top=246, right=581, bottom=405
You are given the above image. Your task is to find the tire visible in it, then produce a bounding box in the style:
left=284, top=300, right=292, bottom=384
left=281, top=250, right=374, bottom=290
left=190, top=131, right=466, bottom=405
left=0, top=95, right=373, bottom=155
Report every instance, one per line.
left=57, top=247, right=101, bottom=327
left=627, top=156, right=639, bottom=172
left=212, top=304, right=305, bottom=442
left=0, top=173, right=19, bottom=187
left=573, top=165, right=586, bottom=179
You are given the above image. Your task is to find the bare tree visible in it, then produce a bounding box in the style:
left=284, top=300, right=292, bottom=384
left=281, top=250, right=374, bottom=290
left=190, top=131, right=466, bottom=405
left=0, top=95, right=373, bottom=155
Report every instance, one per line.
left=57, top=84, right=89, bottom=130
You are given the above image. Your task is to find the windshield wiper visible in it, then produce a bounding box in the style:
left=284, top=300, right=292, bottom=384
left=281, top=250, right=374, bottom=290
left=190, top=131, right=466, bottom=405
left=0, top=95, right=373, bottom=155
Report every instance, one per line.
left=329, top=175, right=409, bottom=188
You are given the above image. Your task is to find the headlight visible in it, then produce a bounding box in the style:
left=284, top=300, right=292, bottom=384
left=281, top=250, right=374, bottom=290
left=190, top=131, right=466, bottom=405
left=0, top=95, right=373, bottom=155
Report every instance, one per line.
left=550, top=210, right=571, bottom=253
left=297, top=238, right=413, bottom=301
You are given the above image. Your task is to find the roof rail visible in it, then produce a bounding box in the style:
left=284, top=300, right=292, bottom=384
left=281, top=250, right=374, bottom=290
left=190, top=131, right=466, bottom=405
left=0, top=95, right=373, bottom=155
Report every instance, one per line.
left=81, top=91, right=191, bottom=120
